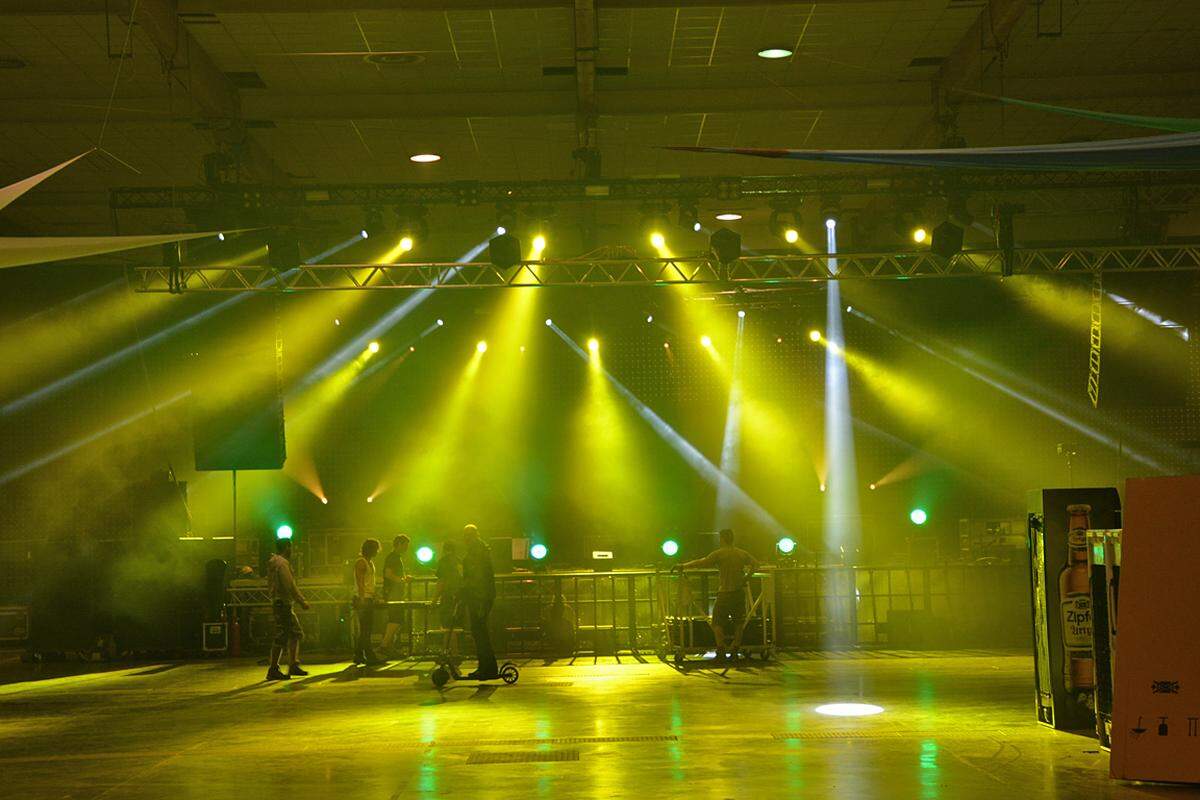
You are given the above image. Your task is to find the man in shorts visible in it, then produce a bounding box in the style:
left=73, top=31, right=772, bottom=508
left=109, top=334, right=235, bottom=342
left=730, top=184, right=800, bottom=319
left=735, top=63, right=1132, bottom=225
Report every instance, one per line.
left=380, top=534, right=412, bottom=656
left=681, top=528, right=759, bottom=660
left=266, top=537, right=310, bottom=681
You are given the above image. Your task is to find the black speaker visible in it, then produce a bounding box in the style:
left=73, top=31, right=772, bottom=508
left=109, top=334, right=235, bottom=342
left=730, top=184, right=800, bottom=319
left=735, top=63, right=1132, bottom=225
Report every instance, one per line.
left=192, top=298, right=286, bottom=471
left=488, top=233, right=522, bottom=269
left=709, top=227, right=742, bottom=264
left=931, top=221, right=964, bottom=258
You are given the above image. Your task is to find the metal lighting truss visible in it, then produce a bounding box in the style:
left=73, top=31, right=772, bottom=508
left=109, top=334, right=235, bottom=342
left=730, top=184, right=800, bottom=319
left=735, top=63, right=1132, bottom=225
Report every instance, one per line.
left=110, top=171, right=1200, bottom=210
left=133, top=243, right=1200, bottom=292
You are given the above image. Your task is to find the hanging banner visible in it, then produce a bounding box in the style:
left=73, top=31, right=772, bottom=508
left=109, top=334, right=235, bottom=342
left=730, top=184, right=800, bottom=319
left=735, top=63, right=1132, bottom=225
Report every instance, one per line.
left=0, top=150, right=94, bottom=213
left=0, top=231, right=228, bottom=270
left=668, top=131, right=1200, bottom=171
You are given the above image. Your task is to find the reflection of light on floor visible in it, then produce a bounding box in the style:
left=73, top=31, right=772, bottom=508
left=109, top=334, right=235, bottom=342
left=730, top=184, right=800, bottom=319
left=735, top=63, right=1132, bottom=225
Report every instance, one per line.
left=814, top=703, right=884, bottom=717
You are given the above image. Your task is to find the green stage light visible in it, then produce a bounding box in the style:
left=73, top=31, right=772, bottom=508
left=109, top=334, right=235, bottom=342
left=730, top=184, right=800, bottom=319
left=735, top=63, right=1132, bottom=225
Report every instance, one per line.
left=530, top=543, right=548, bottom=560
left=777, top=536, right=796, bottom=555
left=910, top=508, right=928, bottom=525
left=661, top=539, right=680, bottom=557
left=276, top=524, right=293, bottom=540
left=416, top=546, right=434, bottom=564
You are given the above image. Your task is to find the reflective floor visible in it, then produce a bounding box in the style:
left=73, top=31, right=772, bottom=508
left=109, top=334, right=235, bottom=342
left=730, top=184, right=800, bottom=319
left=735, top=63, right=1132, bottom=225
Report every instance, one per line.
left=0, top=650, right=1194, bottom=799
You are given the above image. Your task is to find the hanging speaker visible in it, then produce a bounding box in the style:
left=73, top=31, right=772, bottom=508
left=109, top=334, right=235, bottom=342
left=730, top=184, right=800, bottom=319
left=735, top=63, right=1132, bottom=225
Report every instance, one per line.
left=709, top=227, right=742, bottom=264
left=931, top=221, right=965, bottom=259
left=191, top=296, right=286, bottom=471
left=488, top=233, right=522, bottom=269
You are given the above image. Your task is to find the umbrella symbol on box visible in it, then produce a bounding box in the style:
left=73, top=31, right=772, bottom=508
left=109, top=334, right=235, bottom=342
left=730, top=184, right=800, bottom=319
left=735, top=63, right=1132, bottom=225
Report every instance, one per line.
left=1130, top=716, right=1147, bottom=738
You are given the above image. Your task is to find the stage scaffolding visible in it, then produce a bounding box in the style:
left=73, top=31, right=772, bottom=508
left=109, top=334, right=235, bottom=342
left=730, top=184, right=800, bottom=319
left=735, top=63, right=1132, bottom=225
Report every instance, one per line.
left=225, top=563, right=1029, bottom=655
left=134, top=243, right=1200, bottom=293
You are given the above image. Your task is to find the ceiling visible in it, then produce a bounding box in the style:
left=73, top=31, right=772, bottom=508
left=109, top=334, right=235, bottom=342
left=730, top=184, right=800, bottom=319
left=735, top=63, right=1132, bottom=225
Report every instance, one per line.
left=1, top=0, right=1199, bottom=242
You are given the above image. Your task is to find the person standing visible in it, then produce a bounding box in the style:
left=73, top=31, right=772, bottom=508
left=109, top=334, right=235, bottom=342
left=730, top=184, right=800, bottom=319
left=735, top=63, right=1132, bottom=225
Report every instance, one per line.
left=266, top=538, right=310, bottom=681
left=353, top=538, right=385, bottom=666
left=460, top=524, right=498, bottom=680
left=433, top=541, right=466, bottom=666
left=380, top=534, right=412, bottom=656
left=680, top=528, right=759, bottom=660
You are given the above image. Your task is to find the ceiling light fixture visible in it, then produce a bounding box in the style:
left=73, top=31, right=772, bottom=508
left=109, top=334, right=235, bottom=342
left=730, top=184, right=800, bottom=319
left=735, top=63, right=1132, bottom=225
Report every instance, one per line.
left=757, top=47, right=793, bottom=59
left=410, top=153, right=441, bottom=163
left=715, top=212, right=743, bottom=222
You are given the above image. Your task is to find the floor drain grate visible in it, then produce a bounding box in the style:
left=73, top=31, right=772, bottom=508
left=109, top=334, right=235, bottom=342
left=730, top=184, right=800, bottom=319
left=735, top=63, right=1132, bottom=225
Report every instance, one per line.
left=468, top=750, right=580, bottom=765
left=773, top=730, right=900, bottom=740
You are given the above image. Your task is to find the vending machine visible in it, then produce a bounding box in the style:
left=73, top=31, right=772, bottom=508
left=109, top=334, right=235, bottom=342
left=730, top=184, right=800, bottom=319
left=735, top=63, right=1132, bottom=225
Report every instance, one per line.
left=1027, top=488, right=1121, bottom=731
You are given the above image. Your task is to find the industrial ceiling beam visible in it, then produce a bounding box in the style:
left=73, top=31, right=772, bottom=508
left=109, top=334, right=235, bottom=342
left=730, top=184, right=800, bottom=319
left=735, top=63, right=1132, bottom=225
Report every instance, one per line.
left=922, top=0, right=1032, bottom=146
left=108, top=170, right=1200, bottom=211
left=130, top=243, right=1200, bottom=293
left=7, top=71, right=1198, bottom=124
left=573, top=0, right=599, bottom=178
left=88, top=0, right=288, bottom=184
left=0, top=0, right=923, bottom=12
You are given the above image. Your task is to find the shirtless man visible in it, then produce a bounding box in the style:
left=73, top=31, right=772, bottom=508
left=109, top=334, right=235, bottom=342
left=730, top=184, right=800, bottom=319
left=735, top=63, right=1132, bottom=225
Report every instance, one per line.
left=681, top=528, right=758, bottom=659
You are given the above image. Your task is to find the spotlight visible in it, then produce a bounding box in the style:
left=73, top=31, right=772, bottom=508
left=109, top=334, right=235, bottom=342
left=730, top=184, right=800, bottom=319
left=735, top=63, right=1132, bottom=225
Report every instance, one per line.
left=757, top=46, right=793, bottom=59
left=496, top=226, right=507, bottom=235
left=360, top=229, right=369, bottom=239
left=276, top=525, right=293, bottom=540
left=320, top=497, right=328, bottom=505
left=777, top=536, right=797, bottom=555
left=784, top=228, right=800, bottom=244
left=409, top=346, right=415, bottom=352
left=677, top=203, right=701, bottom=233
left=661, top=539, right=680, bottom=557
left=715, top=212, right=742, bottom=222
left=650, top=231, right=666, bottom=249
left=520, top=346, right=526, bottom=353
left=416, top=546, right=434, bottom=563
left=869, top=483, right=877, bottom=491
left=410, top=153, right=441, bottom=163
left=700, top=335, right=713, bottom=348
left=217, top=232, right=225, bottom=242
left=912, top=227, right=928, bottom=244
left=368, top=341, right=381, bottom=353
left=910, top=508, right=928, bottom=525
left=532, top=234, right=547, bottom=255
left=366, top=496, right=374, bottom=504
left=587, top=338, right=599, bottom=353
left=530, top=543, right=548, bottom=561
left=399, top=236, right=414, bottom=253
left=819, top=483, right=826, bottom=492
left=436, top=319, right=444, bottom=326
left=737, top=309, right=746, bottom=319
left=646, top=315, right=654, bottom=323
left=808, top=330, right=821, bottom=342
left=825, top=218, right=837, bottom=230
left=545, top=318, right=553, bottom=327
left=476, top=340, right=488, bottom=353
left=845, top=306, right=852, bottom=313
left=663, top=342, right=670, bottom=349
left=334, top=319, right=341, bottom=326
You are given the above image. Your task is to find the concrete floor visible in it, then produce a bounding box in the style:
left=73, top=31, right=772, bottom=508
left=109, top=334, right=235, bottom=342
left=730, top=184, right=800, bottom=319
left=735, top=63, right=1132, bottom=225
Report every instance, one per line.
left=0, top=650, right=1195, bottom=799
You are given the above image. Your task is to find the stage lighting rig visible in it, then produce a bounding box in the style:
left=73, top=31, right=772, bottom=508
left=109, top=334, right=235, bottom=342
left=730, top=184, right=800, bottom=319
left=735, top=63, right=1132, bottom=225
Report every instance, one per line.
left=395, top=205, right=429, bottom=244
left=677, top=202, right=702, bottom=233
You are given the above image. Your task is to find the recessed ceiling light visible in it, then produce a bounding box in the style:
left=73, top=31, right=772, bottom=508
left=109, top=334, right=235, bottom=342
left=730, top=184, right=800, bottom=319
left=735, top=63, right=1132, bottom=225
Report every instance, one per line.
left=757, top=47, right=793, bottom=60
left=715, top=212, right=743, bottom=221
left=410, top=153, right=441, bottom=163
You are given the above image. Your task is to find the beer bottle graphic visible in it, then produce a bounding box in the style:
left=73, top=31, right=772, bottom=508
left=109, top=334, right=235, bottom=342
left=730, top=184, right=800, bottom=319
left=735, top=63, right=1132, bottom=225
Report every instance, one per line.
left=1060, top=504, right=1095, bottom=697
